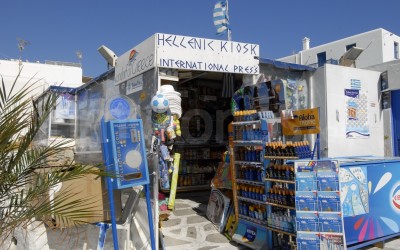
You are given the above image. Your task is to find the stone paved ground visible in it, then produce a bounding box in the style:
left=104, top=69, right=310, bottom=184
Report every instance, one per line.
left=159, top=191, right=400, bottom=250
left=159, top=190, right=250, bottom=250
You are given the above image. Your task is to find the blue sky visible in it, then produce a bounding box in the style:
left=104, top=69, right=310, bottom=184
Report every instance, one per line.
left=1, top=0, right=399, bottom=77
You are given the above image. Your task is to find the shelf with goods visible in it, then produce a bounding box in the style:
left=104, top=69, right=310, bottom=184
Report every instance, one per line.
left=160, top=184, right=211, bottom=193
left=166, top=144, right=225, bottom=192
left=230, top=113, right=271, bottom=249
left=262, top=141, right=314, bottom=248
left=231, top=114, right=268, bottom=201
left=165, top=79, right=232, bottom=193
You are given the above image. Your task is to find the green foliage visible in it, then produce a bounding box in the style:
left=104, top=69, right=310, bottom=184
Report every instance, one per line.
left=0, top=71, right=107, bottom=239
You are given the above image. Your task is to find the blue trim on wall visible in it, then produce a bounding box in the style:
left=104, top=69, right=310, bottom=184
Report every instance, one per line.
left=392, top=90, right=400, bottom=156
left=258, top=57, right=316, bottom=71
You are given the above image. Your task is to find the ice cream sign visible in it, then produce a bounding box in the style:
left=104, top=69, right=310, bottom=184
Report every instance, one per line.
left=281, top=108, right=321, bottom=136
left=392, top=184, right=400, bottom=210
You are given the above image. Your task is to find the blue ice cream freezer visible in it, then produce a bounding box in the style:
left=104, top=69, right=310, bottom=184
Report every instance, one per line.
left=337, top=156, right=400, bottom=246
left=293, top=156, right=400, bottom=249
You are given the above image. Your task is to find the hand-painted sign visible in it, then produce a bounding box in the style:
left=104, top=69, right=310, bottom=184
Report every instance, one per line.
left=156, top=33, right=259, bottom=74
left=115, top=33, right=260, bottom=85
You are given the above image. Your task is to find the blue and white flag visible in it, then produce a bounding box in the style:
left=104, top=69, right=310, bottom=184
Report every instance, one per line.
left=213, top=1, right=230, bottom=35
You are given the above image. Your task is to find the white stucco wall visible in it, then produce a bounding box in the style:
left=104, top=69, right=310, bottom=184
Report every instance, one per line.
left=0, top=59, right=83, bottom=99
left=366, top=59, right=400, bottom=90
left=278, top=28, right=400, bottom=69
left=311, top=64, right=383, bottom=158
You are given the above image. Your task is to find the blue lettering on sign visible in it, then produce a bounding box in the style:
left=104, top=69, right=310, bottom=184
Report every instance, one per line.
left=157, top=34, right=259, bottom=55
left=345, top=89, right=359, bottom=98
left=233, top=65, right=258, bottom=74
left=208, top=41, right=214, bottom=51
left=220, top=41, right=228, bottom=52
left=251, top=44, right=257, bottom=55
left=159, top=58, right=259, bottom=74
left=172, top=36, right=179, bottom=47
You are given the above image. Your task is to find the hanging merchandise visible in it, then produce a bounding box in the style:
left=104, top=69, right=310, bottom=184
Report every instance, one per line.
left=284, top=78, right=308, bottom=111
left=172, top=115, right=181, bottom=137
left=151, top=93, right=171, bottom=143
left=160, top=85, right=182, bottom=118
left=168, top=153, right=181, bottom=210
left=231, top=85, right=256, bottom=114
left=265, top=81, right=279, bottom=113
left=211, top=151, right=232, bottom=189
left=151, top=93, right=170, bottom=113
left=159, top=158, right=170, bottom=190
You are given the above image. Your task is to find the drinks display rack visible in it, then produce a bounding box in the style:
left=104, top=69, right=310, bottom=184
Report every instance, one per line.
left=231, top=111, right=313, bottom=249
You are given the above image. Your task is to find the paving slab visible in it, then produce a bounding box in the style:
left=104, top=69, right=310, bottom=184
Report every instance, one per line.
left=173, top=208, right=197, bottom=216
left=205, top=233, right=231, bottom=244
left=161, top=218, right=181, bottom=227
left=186, top=226, right=197, bottom=239
left=187, top=215, right=210, bottom=224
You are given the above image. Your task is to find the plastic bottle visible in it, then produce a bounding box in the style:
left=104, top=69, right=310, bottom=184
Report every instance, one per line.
left=267, top=212, right=272, bottom=226
left=258, top=207, right=264, bottom=220
left=290, top=166, right=295, bottom=181
left=262, top=187, right=267, bottom=202
left=263, top=207, right=268, bottom=222
left=244, top=185, right=249, bottom=198
left=249, top=205, right=254, bottom=218
left=282, top=189, right=288, bottom=205
left=243, top=203, right=249, bottom=216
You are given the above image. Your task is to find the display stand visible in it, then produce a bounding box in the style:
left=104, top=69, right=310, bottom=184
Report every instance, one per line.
left=231, top=117, right=270, bottom=249
left=294, top=159, right=345, bottom=250
left=101, top=118, right=156, bottom=250
left=265, top=108, right=320, bottom=249
left=264, top=153, right=298, bottom=249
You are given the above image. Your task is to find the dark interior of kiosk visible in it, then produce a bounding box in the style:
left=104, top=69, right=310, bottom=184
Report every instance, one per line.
left=160, top=71, right=242, bottom=192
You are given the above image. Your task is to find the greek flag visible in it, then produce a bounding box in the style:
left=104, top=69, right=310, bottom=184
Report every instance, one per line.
left=213, top=1, right=229, bottom=35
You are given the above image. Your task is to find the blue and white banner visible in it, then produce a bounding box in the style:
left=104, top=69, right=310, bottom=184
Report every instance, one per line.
left=213, top=1, right=230, bottom=35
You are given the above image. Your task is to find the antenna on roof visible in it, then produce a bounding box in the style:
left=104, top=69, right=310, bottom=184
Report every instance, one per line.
left=17, top=38, right=30, bottom=70
left=76, top=50, right=83, bottom=68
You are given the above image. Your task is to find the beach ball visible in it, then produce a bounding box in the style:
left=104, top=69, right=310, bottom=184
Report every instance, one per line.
left=151, top=94, right=169, bottom=113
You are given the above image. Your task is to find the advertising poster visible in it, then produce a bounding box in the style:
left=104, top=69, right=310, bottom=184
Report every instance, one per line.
left=232, top=219, right=268, bottom=249
left=340, top=167, right=369, bottom=217
left=345, top=79, right=369, bottom=139
left=54, top=93, right=75, bottom=121
left=281, top=108, right=320, bottom=136
left=342, top=161, right=400, bottom=245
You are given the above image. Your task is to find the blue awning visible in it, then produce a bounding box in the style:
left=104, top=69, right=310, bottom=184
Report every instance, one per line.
left=76, top=67, right=115, bottom=92
left=47, top=86, right=76, bottom=94
left=258, top=57, right=316, bottom=72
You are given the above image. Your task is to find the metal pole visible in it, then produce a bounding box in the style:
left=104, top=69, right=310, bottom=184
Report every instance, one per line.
left=107, top=178, right=119, bottom=250
left=100, top=119, right=119, bottom=250
left=145, top=184, right=156, bottom=249
left=226, top=0, right=232, bottom=41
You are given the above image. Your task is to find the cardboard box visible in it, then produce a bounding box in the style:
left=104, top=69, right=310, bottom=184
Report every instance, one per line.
left=51, top=173, right=122, bottom=228
left=31, top=168, right=122, bottom=228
